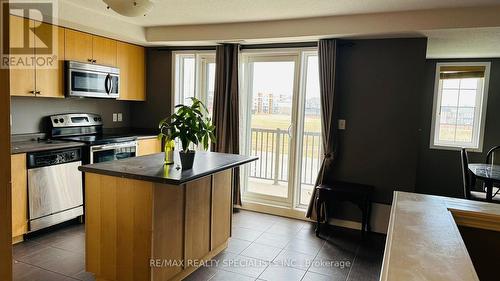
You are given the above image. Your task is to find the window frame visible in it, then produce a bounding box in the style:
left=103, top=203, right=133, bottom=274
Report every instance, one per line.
left=429, top=62, right=491, bottom=152
left=171, top=50, right=216, bottom=114
left=171, top=51, right=216, bottom=151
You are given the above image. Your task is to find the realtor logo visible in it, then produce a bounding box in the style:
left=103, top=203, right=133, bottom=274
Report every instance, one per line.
left=1, top=0, right=58, bottom=69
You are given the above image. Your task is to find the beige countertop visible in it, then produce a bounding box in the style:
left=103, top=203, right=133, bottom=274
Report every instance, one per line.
left=381, top=191, right=500, bottom=281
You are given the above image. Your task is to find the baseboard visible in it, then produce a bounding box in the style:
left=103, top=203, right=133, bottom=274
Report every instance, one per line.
left=238, top=201, right=391, bottom=234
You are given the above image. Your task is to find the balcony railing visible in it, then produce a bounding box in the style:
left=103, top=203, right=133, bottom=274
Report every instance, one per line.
left=249, top=128, right=322, bottom=186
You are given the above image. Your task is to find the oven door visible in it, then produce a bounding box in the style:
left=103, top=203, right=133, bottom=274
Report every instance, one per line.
left=90, top=141, right=137, bottom=164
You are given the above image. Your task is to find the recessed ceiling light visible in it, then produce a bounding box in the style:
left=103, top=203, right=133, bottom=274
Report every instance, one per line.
left=103, top=0, right=155, bottom=17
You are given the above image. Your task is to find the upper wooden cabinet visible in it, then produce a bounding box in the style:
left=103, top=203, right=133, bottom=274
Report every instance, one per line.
left=35, top=22, right=65, bottom=98
left=65, top=29, right=117, bottom=66
left=92, top=36, right=117, bottom=66
left=9, top=16, right=35, bottom=97
left=9, top=16, right=145, bottom=100
left=64, top=29, right=93, bottom=63
left=117, top=41, right=146, bottom=101
left=9, top=16, right=65, bottom=98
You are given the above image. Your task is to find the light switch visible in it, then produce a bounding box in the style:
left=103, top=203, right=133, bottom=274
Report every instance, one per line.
left=112, top=113, right=117, bottom=122
left=338, top=119, right=346, bottom=130
left=117, top=113, right=123, bottom=122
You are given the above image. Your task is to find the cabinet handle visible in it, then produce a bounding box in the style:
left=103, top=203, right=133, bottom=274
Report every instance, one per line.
left=28, top=90, right=35, bottom=95
left=35, top=91, right=41, bottom=95
left=87, top=59, right=92, bottom=62
left=92, top=59, right=96, bottom=63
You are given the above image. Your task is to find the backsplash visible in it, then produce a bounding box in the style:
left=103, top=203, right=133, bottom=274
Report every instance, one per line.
left=10, top=96, right=131, bottom=135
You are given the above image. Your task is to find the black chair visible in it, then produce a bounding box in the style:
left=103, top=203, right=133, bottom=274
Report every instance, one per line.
left=461, top=148, right=500, bottom=203
left=485, top=145, right=500, bottom=198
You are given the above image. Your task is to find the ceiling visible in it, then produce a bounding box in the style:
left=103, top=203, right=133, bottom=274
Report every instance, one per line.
left=66, top=0, right=500, bottom=26
left=56, top=0, right=500, bottom=58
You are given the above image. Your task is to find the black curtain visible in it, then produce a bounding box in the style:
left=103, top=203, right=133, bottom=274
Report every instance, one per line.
left=212, top=44, right=241, bottom=205
left=306, top=39, right=338, bottom=219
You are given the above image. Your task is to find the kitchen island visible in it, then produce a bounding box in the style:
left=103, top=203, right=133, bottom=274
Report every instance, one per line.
left=381, top=192, right=500, bottom=281
left=79, top=152, right=257, bottom=281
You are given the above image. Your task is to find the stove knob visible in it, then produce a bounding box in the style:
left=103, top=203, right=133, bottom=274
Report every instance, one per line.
left=94, top=117, right=98, bottom=122
left=98, top=117, right=102, bottom=121
left=54, top=119, right=59, bottom=123
left=59, top=118, right=64, bottom=123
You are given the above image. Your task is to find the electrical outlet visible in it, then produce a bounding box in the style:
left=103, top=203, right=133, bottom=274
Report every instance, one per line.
left=117, top=113, right=122, bottom=122
left=112, top=113, right=118, bottom=122
left=338, top=119, right=346, bottom=130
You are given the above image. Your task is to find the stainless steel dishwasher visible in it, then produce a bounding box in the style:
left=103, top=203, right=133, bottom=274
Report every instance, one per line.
left=27, top=147, right=84, bottom=232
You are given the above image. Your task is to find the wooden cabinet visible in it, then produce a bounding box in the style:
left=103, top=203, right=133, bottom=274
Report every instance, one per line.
left=65, top=30, right=117, bottom=66
left=85, top=169, right=234, bottom=281
left=9, top=16, right=35, bottom=96
left=117, top=41, right=146, bottom=101
left=92, top=36, right=117, bottom=66
left=64, top=29, right=93, bottom=63
left=10, top=17, right=144, bottom=99
left=137, top=138, right=161, bottom=156
left=9, top=16, right=65, bottom=98
left=11, top=154, right=28, bottom=242
left=35, top=22, right=65, bottom=98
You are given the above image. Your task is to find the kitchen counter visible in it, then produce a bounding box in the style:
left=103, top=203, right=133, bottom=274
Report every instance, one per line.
left=381, top=191, right=500, bottom=281
left=11, top=139, right=85, bottom=154
left=10, top=131, right=157, bottom=155
left=80, top=151, right=257, bottom=281
left=79, top=151, right=257, bottom=185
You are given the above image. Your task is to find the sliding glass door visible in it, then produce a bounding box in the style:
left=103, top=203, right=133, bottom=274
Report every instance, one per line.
left=241, top=50, right=321, bottom=208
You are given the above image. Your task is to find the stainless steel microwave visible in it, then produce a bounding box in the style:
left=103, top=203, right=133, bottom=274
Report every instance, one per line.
left=66, top=61, right=120, bottom=99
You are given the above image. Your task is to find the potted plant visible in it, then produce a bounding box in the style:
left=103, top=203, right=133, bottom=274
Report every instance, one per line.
left=158, top=98, right=215, bottom=169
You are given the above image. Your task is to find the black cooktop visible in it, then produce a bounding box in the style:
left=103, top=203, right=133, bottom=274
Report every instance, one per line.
left=60, top=134, right=137, bottom=145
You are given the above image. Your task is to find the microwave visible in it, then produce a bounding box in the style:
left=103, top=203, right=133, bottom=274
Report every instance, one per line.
left=66, top=61, right=120, bottom=99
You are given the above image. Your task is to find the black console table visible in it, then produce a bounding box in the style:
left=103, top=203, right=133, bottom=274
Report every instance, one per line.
left=314, top=181, right=374, bottom=236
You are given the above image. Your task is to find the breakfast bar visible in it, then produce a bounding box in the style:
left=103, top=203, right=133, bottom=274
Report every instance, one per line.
left=79, top=152, right=257, bottom=281
left=381, top=192, right=500, bottom=281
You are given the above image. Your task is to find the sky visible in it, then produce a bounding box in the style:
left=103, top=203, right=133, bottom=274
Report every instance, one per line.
left=251, top=56, right=320, bottom=99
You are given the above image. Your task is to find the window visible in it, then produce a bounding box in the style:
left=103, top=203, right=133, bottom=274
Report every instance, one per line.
left=172, top=51, right=215, bottom=112
left=430, top=62, right=491, bottom=151
left=172, top=51, right=216, bottom=150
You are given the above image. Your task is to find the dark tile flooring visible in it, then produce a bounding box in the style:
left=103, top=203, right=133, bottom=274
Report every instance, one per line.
left=13, top=210, right=385, bottom=281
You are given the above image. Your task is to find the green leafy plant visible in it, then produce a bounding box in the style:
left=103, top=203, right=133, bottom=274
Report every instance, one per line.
left=158, top=97, right=216, bottom=152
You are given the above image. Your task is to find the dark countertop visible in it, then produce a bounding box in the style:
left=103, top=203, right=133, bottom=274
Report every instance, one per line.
left=79, top=151, right=258, bottom=185
left=10, top=130, right=157, bottom=155
left=11, top=139, right=85, bottom=154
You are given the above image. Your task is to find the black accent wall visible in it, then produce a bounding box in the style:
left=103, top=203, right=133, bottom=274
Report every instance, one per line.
left=130, top=48, right=172, bottom=129
left=331, top=38, right=427, bottom=204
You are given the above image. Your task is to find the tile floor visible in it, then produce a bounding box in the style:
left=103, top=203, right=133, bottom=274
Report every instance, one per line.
left=13, top=210, right=385, bottom=281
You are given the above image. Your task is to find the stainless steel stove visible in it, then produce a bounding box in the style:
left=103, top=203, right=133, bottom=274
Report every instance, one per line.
left=49, top=113, right=138, bottom=164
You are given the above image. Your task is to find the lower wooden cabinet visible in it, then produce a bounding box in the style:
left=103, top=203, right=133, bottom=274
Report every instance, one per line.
left=137, top=138, right=161, bottom=156
left=85, top=170, right=233, bottom=281
left=11, top=153, right=28, bottom=243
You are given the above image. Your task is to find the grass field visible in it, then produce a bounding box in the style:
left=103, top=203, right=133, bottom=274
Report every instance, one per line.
left=249, top=113, right=322, bottom=159
left=251, top=113, right=321, bottom=132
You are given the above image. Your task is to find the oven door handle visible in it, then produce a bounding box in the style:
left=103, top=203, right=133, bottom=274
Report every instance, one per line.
left=91, top=141, right=138, bottom=152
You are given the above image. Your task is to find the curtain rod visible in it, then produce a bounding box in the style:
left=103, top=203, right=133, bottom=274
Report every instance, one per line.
left=154, top=41, right=319, bottom=51
left=154, top=40, right=353, bottom=51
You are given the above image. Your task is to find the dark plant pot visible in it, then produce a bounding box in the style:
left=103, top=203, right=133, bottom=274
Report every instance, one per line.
left=179, top=150, right=196, bottom=170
